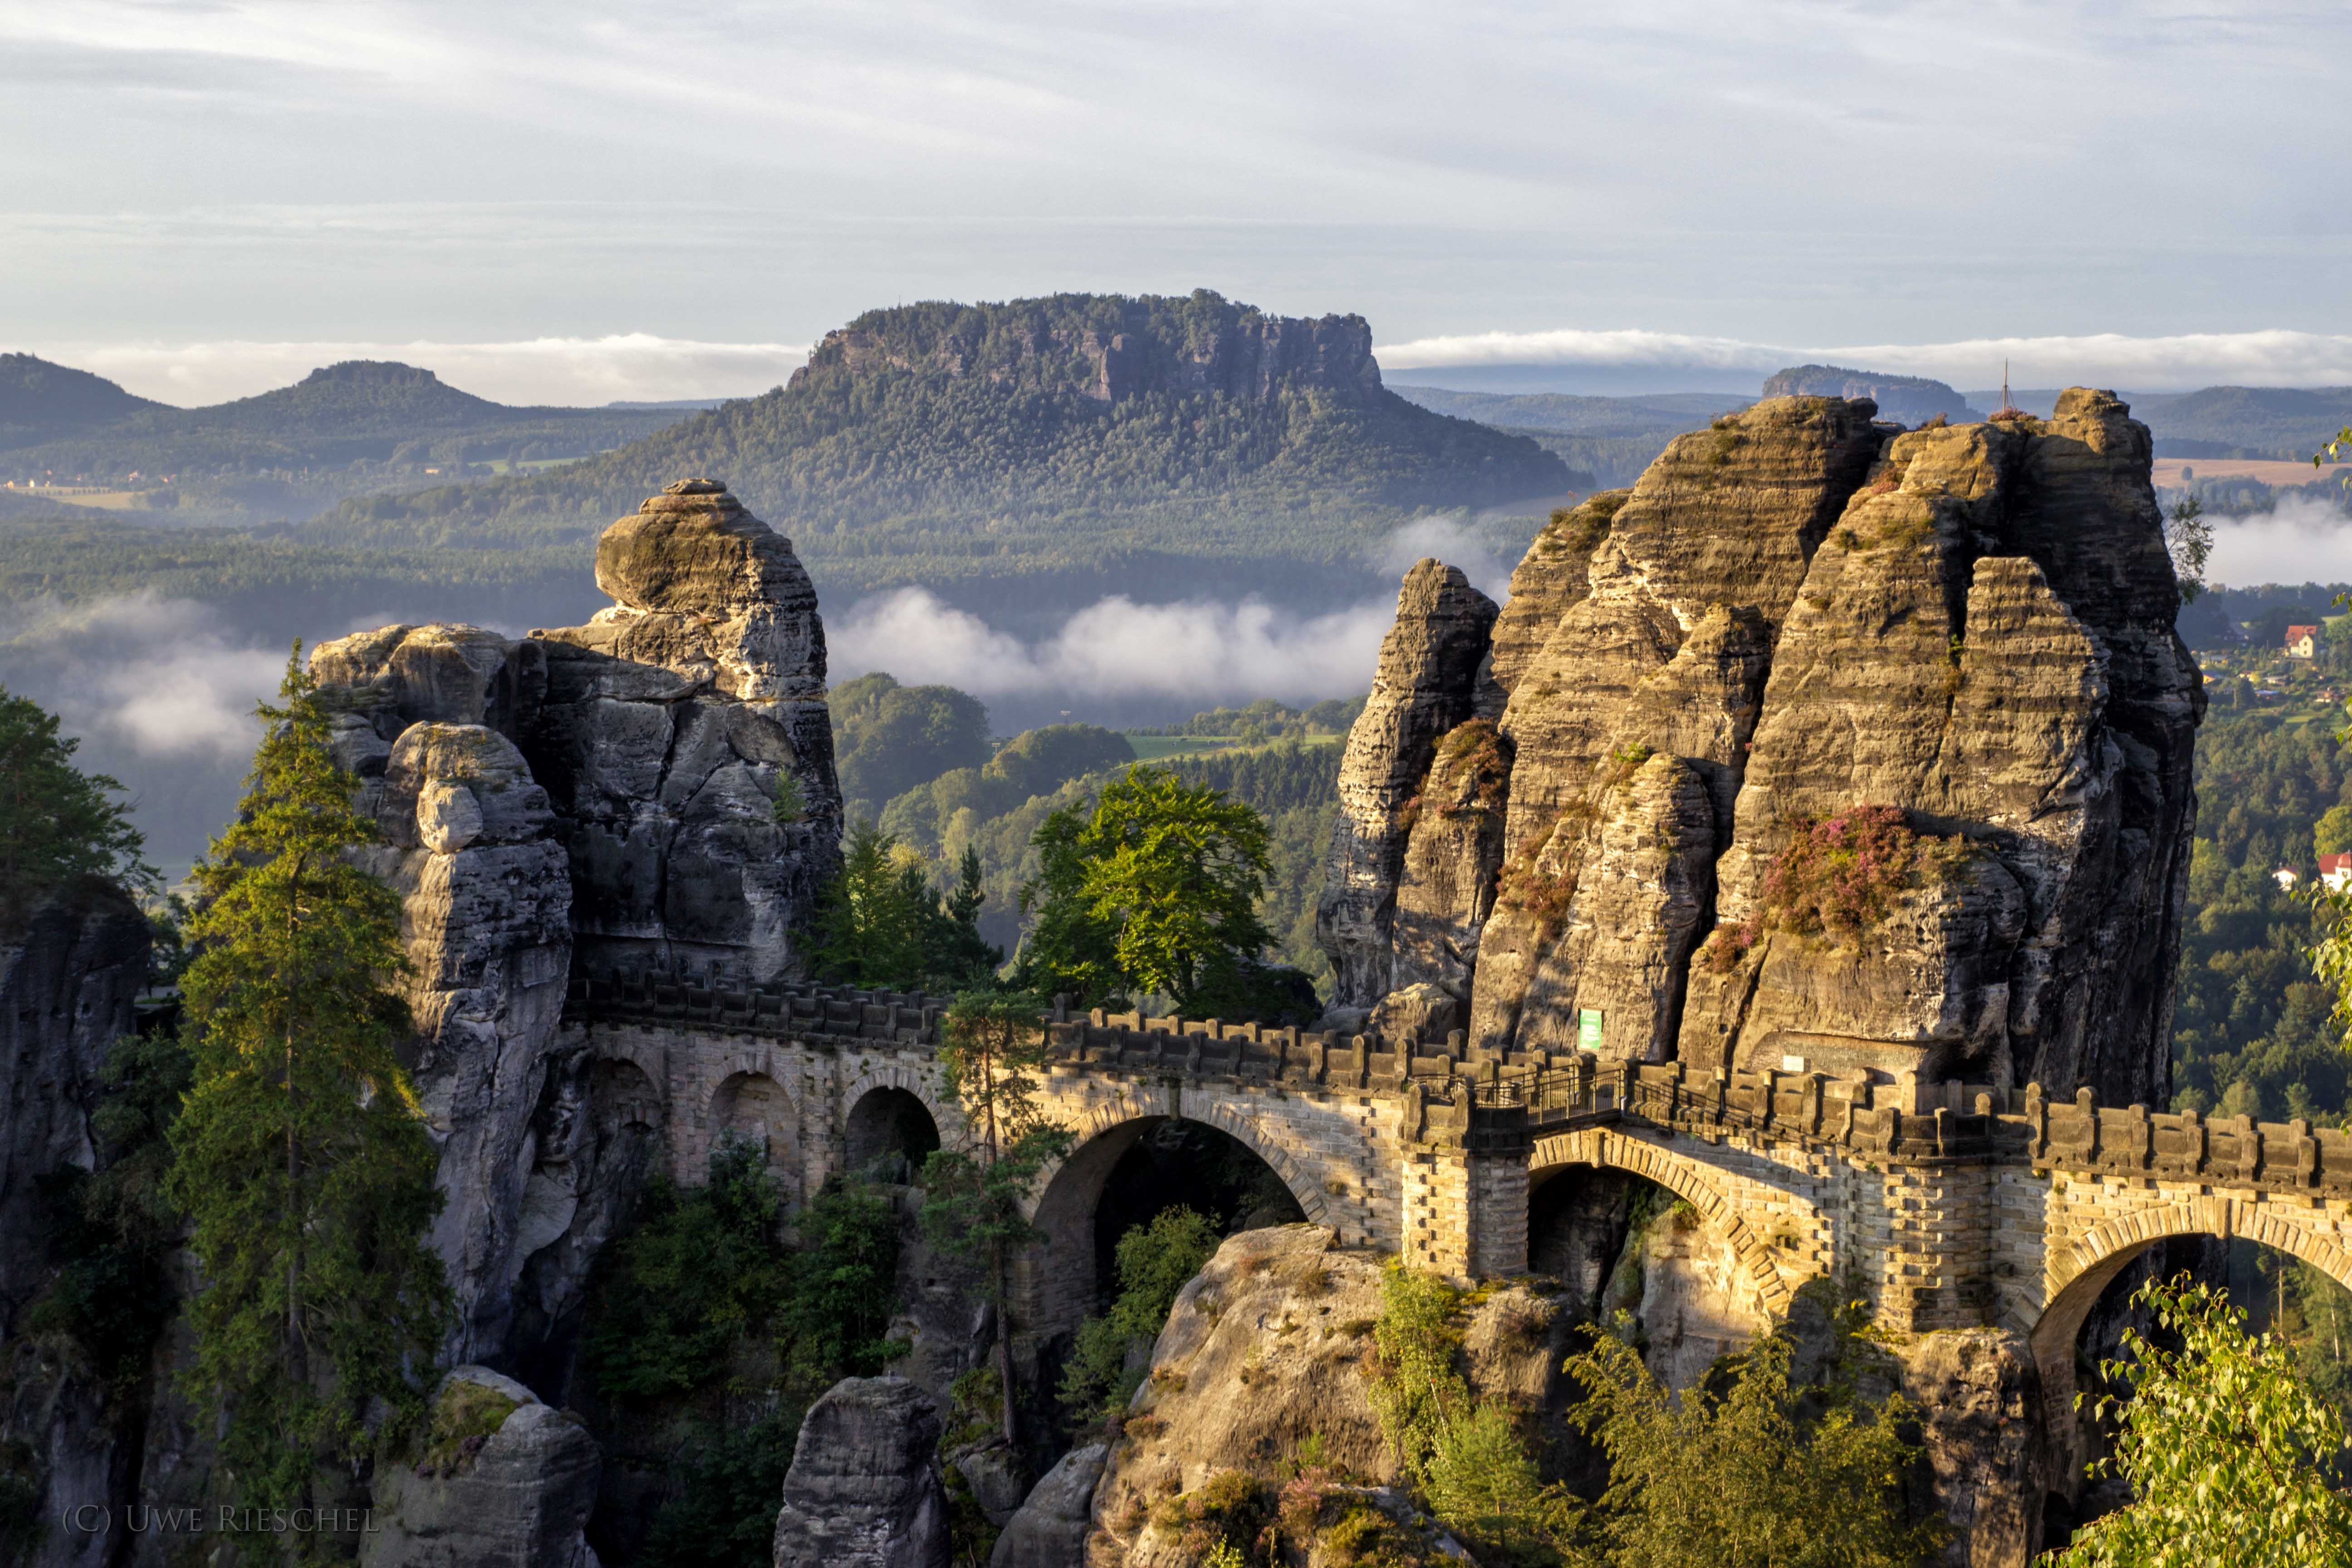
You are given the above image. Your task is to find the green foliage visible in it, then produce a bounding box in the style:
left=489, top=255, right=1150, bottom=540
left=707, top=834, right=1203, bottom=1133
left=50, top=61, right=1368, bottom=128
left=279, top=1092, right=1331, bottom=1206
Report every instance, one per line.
left=638, top=1409, right=802, bottom=1568
left=1365, top=1264, right=1577, bottom=1564
left=1017, top=765, right=1277, bottom=1011
left=26, top=1029, right=191, bottom=1384
left=2173, top=706, right=2352, bottom=1121
left=2051, top=1276, right=2352, bottom=1565
left=0, top=683, right=154, bottom=923
left=593, top=1148, right=903, bottom=1568
left=1129, top=695, right=1366, bottom=739
left=1059, top=1207, right=1221, bottom=1420
left=1562, top=1331, right=1937, bottom=1568
left=415, top=1379, right=519, bottom=1478
left=921, top=992, right=1078, bottom=1446
left=810, top=823, right=1001, bottom=991
left=984, top=723, right=1136, bottom=800
left=584, top=1136, right=791, bottom=1401
left=830, top=672, right=995, bottom=816
left=165, top=650, right=451, bottom=1517
left=1422, top=1403, right=1583, bottom=1567
left=780, top=1179, right=907, bottom=1379
left=2166, top=493, right=2213, bottom=602
left=1369, top=1263, right=1470, bottom=1479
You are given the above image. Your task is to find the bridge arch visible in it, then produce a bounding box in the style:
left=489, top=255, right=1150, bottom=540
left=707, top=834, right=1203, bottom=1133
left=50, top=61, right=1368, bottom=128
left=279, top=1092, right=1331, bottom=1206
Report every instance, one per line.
left=1530, top=1126, right=1797, bottom=1317
left=1021, top=1096, right=1333, bottom=1340
left=2029, top=1195, right=2352, bottom=1371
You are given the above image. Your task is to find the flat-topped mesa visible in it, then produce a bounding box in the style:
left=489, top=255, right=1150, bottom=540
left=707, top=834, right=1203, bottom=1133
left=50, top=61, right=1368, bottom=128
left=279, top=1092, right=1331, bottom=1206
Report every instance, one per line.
left=1318, top=391, right=2201, bottom=1107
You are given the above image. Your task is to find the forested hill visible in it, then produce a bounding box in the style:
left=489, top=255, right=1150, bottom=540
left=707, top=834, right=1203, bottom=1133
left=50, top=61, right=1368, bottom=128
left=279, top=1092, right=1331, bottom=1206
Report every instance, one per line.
left=0, top=352, right=165, bottom=443
left=303, top=291, right=1573, bottom=610
left=1, top=359, right=689, bottom=484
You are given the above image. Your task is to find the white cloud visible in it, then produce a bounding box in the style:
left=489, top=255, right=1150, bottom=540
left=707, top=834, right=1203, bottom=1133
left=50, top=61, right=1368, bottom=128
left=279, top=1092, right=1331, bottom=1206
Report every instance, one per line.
left=30, top=333, right=813, bottom=408
left=1376, top=516, right=1518, bottom=598
left=828, top=588, right=1395, bottom=704
left=0, top=593, right=284, bottom=759
left=2206, top=498, right=2352, bottom=589
left=1377, top=327, right=2352, bottom=395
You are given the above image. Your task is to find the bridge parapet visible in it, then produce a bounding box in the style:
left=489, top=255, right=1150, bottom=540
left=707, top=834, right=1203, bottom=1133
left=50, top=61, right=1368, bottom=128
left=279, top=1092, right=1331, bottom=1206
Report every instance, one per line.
left=1492, top=1053, right=2352, bottom=1195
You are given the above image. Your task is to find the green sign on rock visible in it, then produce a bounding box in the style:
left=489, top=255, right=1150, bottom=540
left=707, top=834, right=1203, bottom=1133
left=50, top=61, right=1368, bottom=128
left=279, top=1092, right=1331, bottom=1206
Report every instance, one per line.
left=1578, top=1009, right=1604, bottom=1052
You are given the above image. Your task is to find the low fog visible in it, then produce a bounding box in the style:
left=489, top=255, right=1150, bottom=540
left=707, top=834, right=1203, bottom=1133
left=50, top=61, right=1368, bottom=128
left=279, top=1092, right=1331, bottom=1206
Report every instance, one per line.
left=2205, top=496, right=2352, bottom=589
left=0, top=519, right=1520, bottom=874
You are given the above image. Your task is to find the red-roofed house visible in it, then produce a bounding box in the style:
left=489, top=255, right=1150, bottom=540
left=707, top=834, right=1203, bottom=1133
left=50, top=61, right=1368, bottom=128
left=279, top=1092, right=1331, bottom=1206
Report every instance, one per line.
left=2287, top=624, right=2322, bottom=659
left=2323, top=852, right=2352, bottom=891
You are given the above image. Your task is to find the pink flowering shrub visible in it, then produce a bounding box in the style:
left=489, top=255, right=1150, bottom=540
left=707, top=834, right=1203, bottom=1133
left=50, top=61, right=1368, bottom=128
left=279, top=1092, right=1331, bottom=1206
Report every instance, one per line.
left=1708, top=805, right=1954, bottom=971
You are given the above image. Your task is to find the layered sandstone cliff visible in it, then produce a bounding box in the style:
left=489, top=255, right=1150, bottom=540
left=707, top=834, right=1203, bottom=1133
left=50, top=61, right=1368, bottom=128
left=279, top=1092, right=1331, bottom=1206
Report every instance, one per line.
left=1320, top=392, right=2200, bottom=1106
left=310, top=477, right=843, bottom=1360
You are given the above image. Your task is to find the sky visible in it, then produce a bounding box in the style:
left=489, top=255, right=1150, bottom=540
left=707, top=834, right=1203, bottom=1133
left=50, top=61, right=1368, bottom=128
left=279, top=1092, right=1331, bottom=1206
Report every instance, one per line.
left=5, top=0, right=2352, bottom=405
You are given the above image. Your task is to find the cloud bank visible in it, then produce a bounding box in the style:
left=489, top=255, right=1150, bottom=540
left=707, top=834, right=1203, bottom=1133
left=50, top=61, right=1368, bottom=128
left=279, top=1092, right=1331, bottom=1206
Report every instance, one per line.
left=828, top=589, right=1395, bottom=706
left=34, top=333, right=814, bottom=409
left=1379, top=328, right=2352, bottom=395
left=2206, top=498, right=2352, bottom=589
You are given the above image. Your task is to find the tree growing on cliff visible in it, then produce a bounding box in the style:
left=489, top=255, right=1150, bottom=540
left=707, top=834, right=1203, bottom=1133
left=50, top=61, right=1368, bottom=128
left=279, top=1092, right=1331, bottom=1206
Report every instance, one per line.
left=1017, top=765, right=1312, bottom=1019
left=166, top=649, right=451, bottom=1520
left=811, top=823, right=1000, bottom=990
left=0, top=684, right=154, bottom=925
left=920, top=990, right=1073, bottom=1446
left=1562, top=1329, right=1940, bottom=1568
left=2049, top=1275, right=2352, bottom=1566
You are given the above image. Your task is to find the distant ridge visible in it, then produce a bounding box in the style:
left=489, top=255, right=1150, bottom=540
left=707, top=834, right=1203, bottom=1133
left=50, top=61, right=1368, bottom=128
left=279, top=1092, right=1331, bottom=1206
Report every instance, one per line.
left=302, top=290, right=1573, bottom=612
left=1760, top=364, right=1984, bottom=425
left=0, top=353, right=165, bottom=442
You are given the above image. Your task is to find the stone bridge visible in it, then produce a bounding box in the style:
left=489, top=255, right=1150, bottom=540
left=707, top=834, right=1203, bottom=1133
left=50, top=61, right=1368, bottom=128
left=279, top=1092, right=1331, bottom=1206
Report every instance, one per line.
left=564, top=971, right=2352, bottom=1477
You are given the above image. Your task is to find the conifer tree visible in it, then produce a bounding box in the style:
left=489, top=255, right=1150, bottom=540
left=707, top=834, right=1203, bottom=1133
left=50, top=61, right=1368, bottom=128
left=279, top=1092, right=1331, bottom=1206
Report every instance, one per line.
left=166, top=649, right=450, bottom=1517
left=920, top=991, right=1073, bottom=1446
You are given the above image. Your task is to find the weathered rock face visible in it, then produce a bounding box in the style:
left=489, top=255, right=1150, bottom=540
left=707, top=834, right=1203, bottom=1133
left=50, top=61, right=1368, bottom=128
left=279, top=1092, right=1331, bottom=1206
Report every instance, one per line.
left=1316, top=562, right=1499, bottom=1009
left=354, top=723, right=573, bottom=1362
left=771, top=1377, right=950, bottom=1568
left=362, top=1367, right=602, bottom=1568
left=1318, top=392, right=2199, bottom=1106
left=1893, top=1330, right=2048, bottom=1568
left=1084, top=1226, right=1559, bottom=1568
left=309, top=479, right=843, bottom=1372
left=990, top=1442, right=1106, bottom=1568
left=0, top=884, right=152, bottom=1568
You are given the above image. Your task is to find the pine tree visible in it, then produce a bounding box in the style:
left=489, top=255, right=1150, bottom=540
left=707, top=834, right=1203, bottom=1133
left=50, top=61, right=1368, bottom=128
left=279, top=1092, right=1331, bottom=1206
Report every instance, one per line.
left=0, top=683, right=154, bottom=924
left=166, top=649, right=451, bottom=1517
left=920, top=991, right=1073, bottom=1446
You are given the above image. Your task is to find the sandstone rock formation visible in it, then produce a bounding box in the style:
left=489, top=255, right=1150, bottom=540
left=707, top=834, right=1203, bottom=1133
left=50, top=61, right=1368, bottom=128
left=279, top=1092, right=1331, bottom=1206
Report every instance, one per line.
left=1316, top=561, right=1498, bottom=1009
left=362, top=1367, right=602, bottom=1568
left=1894, top=1330, right=2048, bottom=1568
left=771, top=1376, right=950, bottom=1568
left=0, top=884, right=152, bottom=1568
left=1320, top=392, right=2200, bottom=1106
left=1084, top=1225, right=1558, bottom=1567
left=310, top=478, right=843, bottom=1363
left=990, top=1442, right=1106, bottom=1568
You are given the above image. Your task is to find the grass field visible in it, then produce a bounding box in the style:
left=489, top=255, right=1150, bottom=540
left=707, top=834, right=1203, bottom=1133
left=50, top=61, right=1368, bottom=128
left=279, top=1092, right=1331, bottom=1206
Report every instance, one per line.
left=2155, top=458, right=2347, bottom=487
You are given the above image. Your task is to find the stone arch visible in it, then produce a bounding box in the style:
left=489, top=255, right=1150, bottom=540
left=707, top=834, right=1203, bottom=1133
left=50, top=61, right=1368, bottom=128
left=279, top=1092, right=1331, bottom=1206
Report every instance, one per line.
left=1020, top=1096, right=1338, bottom=1340
left=840, top=1059, right=957, bottom=1145
left=2025, top=1194, right=2352, bottom=1498
left=584, top=1032, right=670, bottom=1112
left=846, top=1085, right=941, bottom=1180
left=711, top=1070, right=800, bottom=1200
left=2028, top=1195, right=2352, bottom=1372
left=1529, top=1127, right=1795, bottom=1317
